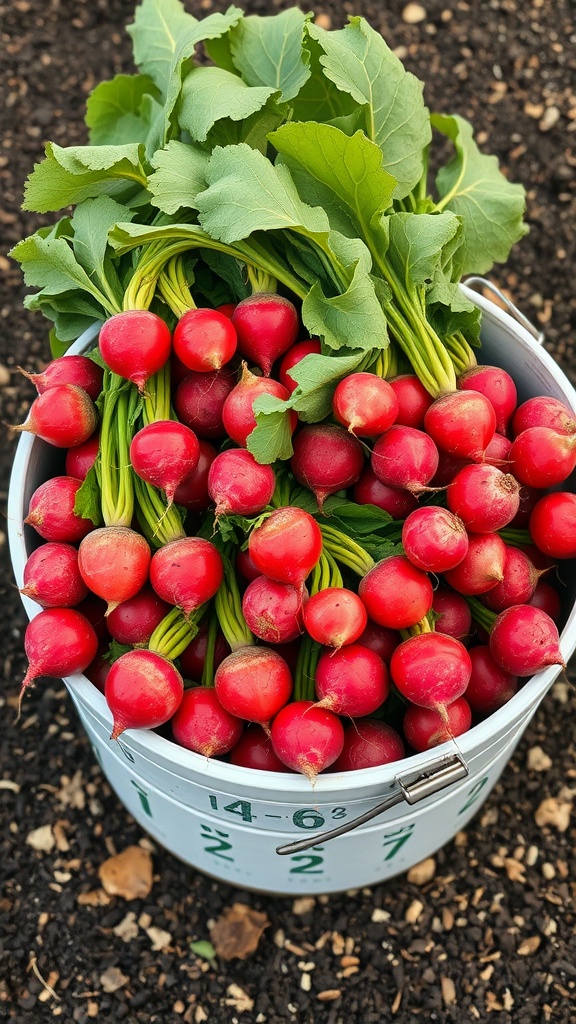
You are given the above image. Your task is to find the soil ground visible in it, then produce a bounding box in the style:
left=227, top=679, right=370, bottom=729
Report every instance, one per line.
left=1, top=1, right=576, bottom=1022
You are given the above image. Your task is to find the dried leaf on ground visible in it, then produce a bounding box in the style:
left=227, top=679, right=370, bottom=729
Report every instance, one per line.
left=209, top=903, right=269, bottom=960
left=98, top=845, right=153, bottom=900
left=26, top=825, right=55, bottom=853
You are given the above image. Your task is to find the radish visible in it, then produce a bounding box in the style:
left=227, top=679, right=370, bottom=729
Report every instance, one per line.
left=12, top=383, right=98, bottom=448
left=105, top=648, right=184, bottom=739
left=529, top=491, right=576, bottom=559
left=508, top=483, right=541, bottom=528
left=150, top=537, right=223, bottom=617
left=390, top=633, right=472, bottom=711
left=430, top=450, right=470, bottom=488
left=241, top=577, right=306, bottom=644
left=99, top=310, right=172, bottom=391
left=130, top=420, right=200, bottom=506
left=443, top=533, right=507, bottom=595
left=21, top=354, right=104, bottom=401
left=482, top=432, right=512, bottom=466
left=303, top=587, right=367, bottom=649
left=25, top=476, right=94, bottom=544
left=78, top=526, right=152, bottom=613
left=21, top=542, right=88, bottom=608
left=172, top=307, right=237, bottom=372
left=217, top=302, right=237, bottom=319
left=403, top=697, right=472, bottom=751
left=231, top=293, right=299, bottom=376
left=424, top=390, right=496, bottom=460
left=352, top=466, right=418, bottom=518
left=457, top=364, right=517, bottom=435
left=270, top=700, right=344, bottom=781
left=527, top=581, right=562, bottom=622
left=248, top=507, right=322, bottom=590
left=432, top=586, right=472, bottom=642
left=488, top=604, right=564, bottom=676
left=21, top=607, right=98, bottom=704
left=357, top=621, right=401, bottom=663
left=401, top=506, right=469, bottom=573
left=175, top=366, right=235, bottom=439
left=65, top=432, right=100, bottom=480
left=172, top=440, right=217, bottom=513
left=315, top=643, right=389, bottom=717
left=85, top=646, right=111, bottom=694
left=236, top=547, right=263, bottom=583
left=290, top=423, right=364, bottom=511
left=509, top=427, right=576, bottom=488
left=447, top=463, right=520, bottom=533
left=512, top=395, right=576, bottom=437
left=371, top=425, right=439, bottom=494
left=481, top=547, right=540, bottom=612
left=106, top=586, right=171, bottom=646
left=179, top=621, right=230, bottom=680
left=332, top=373, right=399, bottom=437
left=358, top=555, right=433, bottom=630
left=207, top=448, right=276, bottom=517
left=214, top=647, right=293, bottom=725
left=229, top=723, right=291, bottom=771
left=465, top=646, right=518, bottom=715
left=278, top=338, right=321, bottom=394
left=222, top=363, right=296, bottom=447
left=389, top=374, right=433, bottom=429
left=171, top=686, right=243, bottom=756
left=331, top=719, right=405, bottom=771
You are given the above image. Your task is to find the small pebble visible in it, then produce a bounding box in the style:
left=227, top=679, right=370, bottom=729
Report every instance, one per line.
left=402, top=3, right=427, bottom=23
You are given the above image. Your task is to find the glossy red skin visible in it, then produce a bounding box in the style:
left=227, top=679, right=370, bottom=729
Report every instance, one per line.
left=529, top=491, right=576, bottom=558
left=27, top=354, right=104, bottom=401
left=457, top=364, right=517, bottom=435
left=465, top=646, right=518, bottom=716
left=390, top=633, right=472, bottom=710
left=481, top=431, right=512, bottom=466
left=208, top=448, right=276, bottom=517
left=332, top=373, right=399, bottom=437
left=22, top=384, right=98, bottom=448
left=481, top=547, right=539, bottom=612
left=65, top=432, right=100, bottom=480
left=512, top=395, right=576, bottom=437
left=214, top=647, right=293, bottom=725
left=222, top=365, right=296, bottom=447
left=488, top=604, right=563, bottom=676
left=424, top=390, right=497, bottom=460
left=527, top=581, right=562, bottom=622
left=105, top=649, right=184, bottom=739
left=236, top=547, right=263, bottom=583
left=242, top=577, right=305, bottom=644
left=270, top=700, right=344, bottom=778
left=130, top=420, right=200, bottom=502
left=216, top=302, right=237, bottom=319
left=431, top=587, right=472, bottom=642
left=278, top=338, right=321, bottom=394
left=447, top=463, right=520, bottom=533
left=352, top=466, right=419, bottom=518
left=21, top=541, right=88, bottom=608
left=172, top=440, right=218, bottom=513
left=173, top=308, right=237, bottom=372
left=171, top=687, right=243, bottom=757
left=248, top=507, right=323, bottom=589
left=315, top=643, right=390, bottom=717
left=150, top=537, right=224, bottom=616
left=99, top=310, right=172, bottom=390
left=23, top=608, right=98, bottom=690
left=401, top=506, right=469, bottom=573
left=371, top=425, right=439, bottom=493
left=356, top=621, right=401, bottom=663
left=389, top=374, right=433, bottom=429
left=84, top=645, right=111, bottom=694
left=78, top=527, right=152, bottom=608
left=358, top=555, right=433, bottom=630
left=179, top=622, right=230, bottom=682
left=331, top=720, right=405, bottom=771
left=231, top=293, right=299, bottom=376
left=303, top=587, right=367, bottom=648
left=443, top=533, right=507, bottom=596
left=229, top=724, right=290, bottom=772
left=509, top=427, right=576, bottom=488
left=106, top=586, right=171, bottom=646
left=25, top=476, right=94, bottom=544
left=290, top=423, right=364, bottom=510
left=403, top=697, right=472, bottom=752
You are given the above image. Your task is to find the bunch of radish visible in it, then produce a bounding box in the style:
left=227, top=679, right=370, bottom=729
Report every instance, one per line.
left=14, top=291, right=575, bottom=782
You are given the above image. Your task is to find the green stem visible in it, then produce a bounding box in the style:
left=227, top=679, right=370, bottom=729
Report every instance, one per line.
left=498, top=528, right=533, bottom=548
left=444, top=331, right=477, bottom=374
left=142, top=363, right=172, bottom=424
left=399, top=615, right=434, bottom=641
left=465, top=596, right=497, bottom=634
left=149, top=605, right=205, bottom=661
left=214, top=553, right=255, bottom=651
left=319, top=524, right=375, bottom=577
left=133, top=472, right=186, bottom=548
left=98, top=372, right=136, bottom=527
left=247, top=265, right=277, bottom=293
left=200, top=611, right=219, bottom=688
left=158, top=254, right=196, bottom=318
left=294, top=633, right=322, bottom=702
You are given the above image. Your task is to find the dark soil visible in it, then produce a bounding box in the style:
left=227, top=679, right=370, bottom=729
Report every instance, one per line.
left=1, top=1, right=576, bottom=1022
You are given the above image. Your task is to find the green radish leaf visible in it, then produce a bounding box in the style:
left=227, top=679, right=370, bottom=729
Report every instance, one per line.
left=288, top=350, right=369, bottom=421
left=70, top=196, right=133, bottom=307
left=228, top=8, right=312, bottom=102
left=26, top=291, right=107, bottom=343
left=74, top=463, right=103, bottom=527
left=48, top=328, right=70, bottom=359
left=85, top=73, right=160, bottom=146
left=247, top=394, right=295, bottom=464
left=290, top=29, right=358, bottom=123
left=10, top=231, right=119, bottom=314
left=379, top=210, right=463, bottom=289
left=198, top=249, right=250, bottom=303
left=205, top=98, right=288, bottom=154
left=308, top=17, right=430, bottom=199
left=432, top=112, right=529, bottom=274
left=148, top=141, right=209, bottom=213
left=178, top=66, right=279, bottom=143
left=22, top=142, right=148, bottom=214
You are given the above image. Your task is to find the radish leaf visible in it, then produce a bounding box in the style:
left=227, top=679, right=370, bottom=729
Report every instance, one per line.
left=148, top=141, right=209, bottom=213
left=23, top=142, right=148, bottom=213
left=179, top=67, right=279, bottom=143
left=85, top=74, right=160, bottom=147
left=228, top=8, right=312, bottom=102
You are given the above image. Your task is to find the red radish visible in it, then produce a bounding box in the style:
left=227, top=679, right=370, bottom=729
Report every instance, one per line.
left=231, top=293, right=299, bottom=376
left=331, top=719, right=405, bottom=771
left=482, top=431, right=512, bottom=466
left=105, top=648, right=184, bottom=739
left=21, top=542, right=88, bottom=608
left=171, top=686, right=243, bottom=756
left=432, top=586, right=472, bottom=642
left=25, top=476, right=94, bottom=544
left=172, top=440, right=217, bottom=513
left=236, top=547, right=263, bottom=583
left=457, top=364, right=517, bottom=435
left=65, top=432, right=100, bottom=480
left=270, top=700, right=344, bottom=781
left=78, top=526, right=151, bottom=613
left=99, top=310, right=171, bottom=391
left=248, top=507, right=322, bottom=590
left=214, top=647, right=293, bottom=725
left=208, top=448, right=276, bottom=517
left=130, top=420, right=200, bottom=506
left=85, top=646, right=111, bottom=694
left=332, top=373, right=399, bottom=437
left=171, top=351, right=194, bottom=389
left=512, top=395, right=576, bottom=437
left=509, top=427, right=576, bottom=488
left=481, top=547, right=540, bottom=612
left=371, top=425, right=439, bottom=494
left=357, top=621, right=400, bottom=663
left=242, top=577, right=305, bottom=644
left=21, top=354, right=104, bottom=401
left=443, top=533, right=507, bottom=595
left=21, top=607, right=98, bottom=703
left=222, top=363, right=296, bottom=447
left=508, top=484, right=541, bottom=529
left=527, top=581, right=562, bottom=622
left=179, top=623, right=230, bottom=681
left=390, top=633, right=472, bottom=710
left=352, top=466, right=418, bottom=518
left=403, top=697, right=472, bottom=751
left=424, top=390, right=496, bottom=460
left=359, top=555, right=433, bottom=630
left=229, top=723, right=290, bottom=771
left=217, top=302, right=236, bottom=318
left=465, top=646, right=518, bottom=715
left=489, top=604, right=564, bottom=676
left=290, top=423, right=364, bottom=511
left=401, top=506, right=469, bottom=573
left=431, top=450, right=470, bottom=488
left=175, top=366, right=235, bottom=439
left=278, top=338, right=321, bottom=394
left=303, top=587, right=367, bottom=649
left=12, top=383, right=98, bottom=448
left=173, top=308, right=237, bottom=372
left=529, top=491, right=576, bottom=559
left=150, top=537, right=223, bottom=617
left=518, top=542, right=555, bottom=573
left=389, top=374, right=433, bottom=428
left=447, top=463, right=520, bottom=533
left=315, top=643, right=389, bottom=717
left=106, top=586, right=171, bottom=646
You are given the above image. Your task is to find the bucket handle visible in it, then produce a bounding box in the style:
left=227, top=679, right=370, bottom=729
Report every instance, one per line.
left=464, top=276, right=545, bottom=346
left=276, top=751, right=469, bottom=856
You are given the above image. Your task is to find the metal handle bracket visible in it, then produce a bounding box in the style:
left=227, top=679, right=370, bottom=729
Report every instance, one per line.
left=463, top=275, right=545, bottom=346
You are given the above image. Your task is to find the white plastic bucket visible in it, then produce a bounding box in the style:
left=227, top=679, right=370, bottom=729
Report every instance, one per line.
left=8, top=287, right=576, bottom=895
